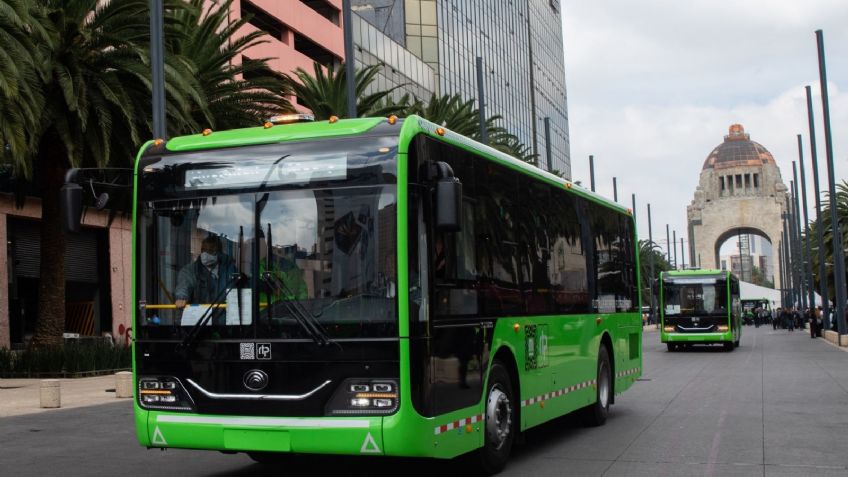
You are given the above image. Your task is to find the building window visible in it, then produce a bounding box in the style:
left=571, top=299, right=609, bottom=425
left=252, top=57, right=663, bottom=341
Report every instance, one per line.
left=753, top=173, right=759, bottom=188
left=735, top=175, right=742, bottom=188
left=720, top=176, right=726, bottom=191
left=242, top=0, right=289, bottom=43
left=744, top=173, right=750, bottom=188
left=294, top=33, right=341, bottom=68
left=300, top=0, right=340, bottom=25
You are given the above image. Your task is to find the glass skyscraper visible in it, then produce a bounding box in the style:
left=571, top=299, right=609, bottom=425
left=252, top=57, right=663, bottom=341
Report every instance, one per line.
left=356, top=0, right=571, bottom=176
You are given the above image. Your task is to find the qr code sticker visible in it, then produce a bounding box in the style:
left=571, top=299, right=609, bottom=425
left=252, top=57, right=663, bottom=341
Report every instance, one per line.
left=239, top=343, right=255, bottom=360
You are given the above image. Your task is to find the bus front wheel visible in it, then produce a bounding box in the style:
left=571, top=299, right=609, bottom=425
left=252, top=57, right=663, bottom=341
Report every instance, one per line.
left=581, top=345, right=611, bottom=427
left=666, top=343, right=676, bottom=352
left=478, top=361, right=516, bottom=475
left=723, top=342, right=734, bottom=352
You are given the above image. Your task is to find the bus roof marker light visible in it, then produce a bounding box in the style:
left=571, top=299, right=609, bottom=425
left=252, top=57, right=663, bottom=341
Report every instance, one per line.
left=565, top=182, right=573, bottom=189
left=436, top=127, right=446, bottom=136
left=268, top=113, right=315, bottom=124
left=329, top=115, right=339, bottom=124
left=387, top=115, right=398, bottom=125
left=202, top=128, right=212, bottom=136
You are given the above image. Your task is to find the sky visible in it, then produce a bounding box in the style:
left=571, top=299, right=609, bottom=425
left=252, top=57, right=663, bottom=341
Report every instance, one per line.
left=562, top=0, right=848, bottom=263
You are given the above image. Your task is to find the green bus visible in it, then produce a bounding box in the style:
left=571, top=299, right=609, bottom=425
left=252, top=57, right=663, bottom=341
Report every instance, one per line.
left=660, top=269, right=741, bottom=351
left=65, top=115, right=642, bottom=473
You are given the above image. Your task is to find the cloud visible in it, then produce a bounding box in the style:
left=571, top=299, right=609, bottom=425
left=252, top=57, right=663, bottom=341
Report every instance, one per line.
left=563, top=0, right=848, bottom=260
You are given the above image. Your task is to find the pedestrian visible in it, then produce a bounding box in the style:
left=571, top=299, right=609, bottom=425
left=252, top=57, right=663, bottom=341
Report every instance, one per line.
left=782, top=307, right=794, bottom=332
left=773, top=308, right=780, bottom=330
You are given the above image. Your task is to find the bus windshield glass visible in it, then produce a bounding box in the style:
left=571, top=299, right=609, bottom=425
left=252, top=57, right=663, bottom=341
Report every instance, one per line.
left=663, top=276, right=728, bottom=317
left=135, top=137, right=398, bottom=341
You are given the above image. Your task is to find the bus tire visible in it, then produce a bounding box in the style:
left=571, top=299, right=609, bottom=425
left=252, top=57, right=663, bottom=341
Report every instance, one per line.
left=582, top=345, right=611, bottom=427
left=734, top=339, right=740, bottom=348
left=723, top=341, right=734, bottom=352
left=666, top=343, right=675, bottom=352
left=478, top=360, right=516, bottom=475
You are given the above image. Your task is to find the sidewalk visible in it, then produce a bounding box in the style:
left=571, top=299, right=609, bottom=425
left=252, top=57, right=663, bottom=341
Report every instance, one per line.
left=0, top=375, right=131, bottom=418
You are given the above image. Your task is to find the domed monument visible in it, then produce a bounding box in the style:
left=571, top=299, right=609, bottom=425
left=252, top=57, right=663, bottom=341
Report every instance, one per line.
left=687, top=124, right=789, bottom=287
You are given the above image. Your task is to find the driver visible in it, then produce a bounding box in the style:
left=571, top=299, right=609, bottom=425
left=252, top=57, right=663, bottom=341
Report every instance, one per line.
left=174, top=235, right=237, bottom=309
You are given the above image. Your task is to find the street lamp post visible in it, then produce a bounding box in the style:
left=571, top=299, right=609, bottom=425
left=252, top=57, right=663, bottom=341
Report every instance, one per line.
left=792, top=164, right=808, bottom=310
left=149, top=0, right=166, bottom=138
left=648, top=203, right=656, bottom=317
left=805, top=85, right=830, bottom=327
left=815, top=30, right=846, bottom=336
left=589, top=155, right=596, bottom=192
left=798, top=136, right=816, bottom=311
left=342, top=0, right=356, bottom=118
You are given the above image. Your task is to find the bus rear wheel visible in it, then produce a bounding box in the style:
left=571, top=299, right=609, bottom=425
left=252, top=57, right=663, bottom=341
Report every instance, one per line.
left=581, top=345, right=611, bottom=427
left=478, top=360, right=516, bottom=475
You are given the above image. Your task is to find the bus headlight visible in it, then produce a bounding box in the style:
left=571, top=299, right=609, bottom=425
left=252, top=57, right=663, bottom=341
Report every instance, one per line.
left=663, top=325, right=675, bottom=332
left=717, top=325, right=729, bottom=332
left=138, top=377, right=195, bottom=412
left=326, top=379, right=398, bottom=416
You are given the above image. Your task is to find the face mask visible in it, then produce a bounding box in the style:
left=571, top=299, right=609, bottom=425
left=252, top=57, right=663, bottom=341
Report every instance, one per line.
left=200, top=251, right=218, bottom=268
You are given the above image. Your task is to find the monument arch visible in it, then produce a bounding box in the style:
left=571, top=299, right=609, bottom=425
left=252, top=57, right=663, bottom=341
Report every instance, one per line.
left=687, top=124, right=788, bottom=288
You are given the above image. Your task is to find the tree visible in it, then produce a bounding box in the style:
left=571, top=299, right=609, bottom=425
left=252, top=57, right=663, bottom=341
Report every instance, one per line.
left=806, top=180, right=848, bottom=300
left=23, top=0, right=201, bottom=347
left=285, top=62, right=406, bottom=120
left=406, top=93, right=536, bottom=163
left=286, top=64, right=537, bottom=163
left=170, top=0, right=294, bottom=132
left=639, top=239, right=671, bottom=306
left=0, top=0, right=47, bottom=173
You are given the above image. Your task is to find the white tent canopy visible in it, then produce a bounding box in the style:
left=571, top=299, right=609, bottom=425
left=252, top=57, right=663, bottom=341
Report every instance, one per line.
left=740, top=280, right=827, bottom=308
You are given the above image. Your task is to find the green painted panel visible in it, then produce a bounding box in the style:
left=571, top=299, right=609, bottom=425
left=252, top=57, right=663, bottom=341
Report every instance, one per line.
left=223, top=429, right=290, bottom=452
left=165, top=118, right=385, bottom=152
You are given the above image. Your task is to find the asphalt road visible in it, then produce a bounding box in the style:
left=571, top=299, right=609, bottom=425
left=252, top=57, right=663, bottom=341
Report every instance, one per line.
left=3, top=326, right=848, bottom=476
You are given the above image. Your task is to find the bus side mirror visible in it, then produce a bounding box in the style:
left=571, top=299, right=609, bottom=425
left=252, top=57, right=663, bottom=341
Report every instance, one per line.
left=61, top=182, right=83, bottom=233
left=436, top=177, right=462, bottom=232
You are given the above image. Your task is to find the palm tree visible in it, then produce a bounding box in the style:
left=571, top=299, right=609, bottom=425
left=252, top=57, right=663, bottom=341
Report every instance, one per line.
left=170, top=0, right=294, bottom=131
left=408, top=93, right=536, bottom=162
left=24, top=0, right=201, bottom=347
left=806, top=180, right=848, bottom=301
left=0, top=1, right=47, bottom=172
left=285, top=62, right=407, bottom=120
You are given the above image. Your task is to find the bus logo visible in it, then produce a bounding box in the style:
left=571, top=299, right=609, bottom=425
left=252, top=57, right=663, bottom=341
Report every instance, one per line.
left=257, top=343, right=272, bottom=360
left=243, top=370, right=269, bottom=391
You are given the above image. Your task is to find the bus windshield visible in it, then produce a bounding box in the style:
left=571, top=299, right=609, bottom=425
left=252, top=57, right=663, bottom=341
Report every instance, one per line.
left=663, top=277, right=728, bottom=317
left=135, top=139, right=399, bottom=341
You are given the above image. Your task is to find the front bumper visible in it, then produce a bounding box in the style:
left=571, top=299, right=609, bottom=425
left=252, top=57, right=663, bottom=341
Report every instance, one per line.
left=136, top=402, right=484, bottom=459
left=143, top=408, right=384, bottom=455
left=661, top=331, right=733, bottom=343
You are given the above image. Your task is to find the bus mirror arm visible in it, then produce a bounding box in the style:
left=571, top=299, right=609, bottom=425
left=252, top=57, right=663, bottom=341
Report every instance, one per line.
left=60, top=167, right=133, bottom=233
left=61, top=169, right=83, bottom=233
left=430, top=161, right=463, bottom=232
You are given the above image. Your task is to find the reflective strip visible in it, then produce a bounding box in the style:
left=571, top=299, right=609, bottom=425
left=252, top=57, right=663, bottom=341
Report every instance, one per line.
left=616, top=367, right=641, bottom=378
left=156, top=415, right=370, bottom=429
left=520, top=379, right=597, bottom=408
left=433, top=414, right=483, bottom=435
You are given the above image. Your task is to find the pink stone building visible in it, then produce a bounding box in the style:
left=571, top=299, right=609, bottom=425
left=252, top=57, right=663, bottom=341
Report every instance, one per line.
left=0, top=1, right=346, bottom=349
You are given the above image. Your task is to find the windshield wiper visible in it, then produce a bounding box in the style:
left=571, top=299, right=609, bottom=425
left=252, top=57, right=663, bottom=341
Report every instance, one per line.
left=179, top=271, right=246, bottom=350
left=261, top=222, right=337, bottom=348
